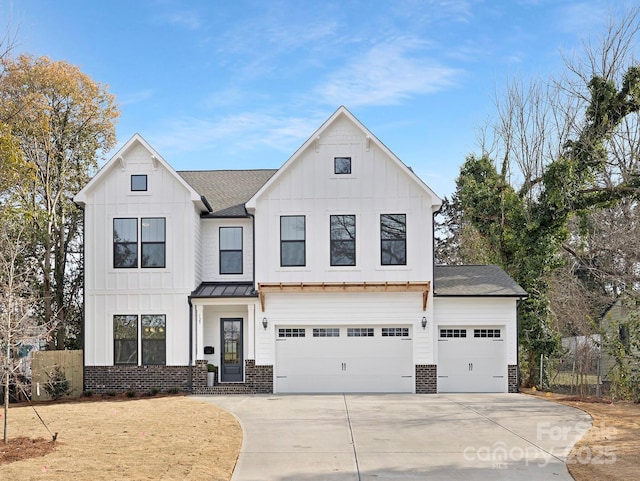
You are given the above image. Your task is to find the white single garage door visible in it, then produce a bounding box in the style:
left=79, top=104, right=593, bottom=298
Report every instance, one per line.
left=275, top=325, right=414, bottom=393
left=437, top=326, right=507, bottom=393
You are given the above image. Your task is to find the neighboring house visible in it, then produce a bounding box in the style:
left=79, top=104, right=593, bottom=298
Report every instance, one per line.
left=600, top=297, right=639, bottom=382
left=74, top=106, right=526, bottom=395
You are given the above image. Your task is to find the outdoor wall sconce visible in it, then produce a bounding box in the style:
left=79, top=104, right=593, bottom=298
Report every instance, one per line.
left=262, top=317, right=268, bottom=330
left=421, top=316, right=428, bottom=329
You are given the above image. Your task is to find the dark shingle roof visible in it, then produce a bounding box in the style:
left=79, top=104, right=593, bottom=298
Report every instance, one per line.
left=178, top=169, right=277, bottom=216
left=434, top=265, right=527, bottom=297
left=191, top=282, right=257, bottom=298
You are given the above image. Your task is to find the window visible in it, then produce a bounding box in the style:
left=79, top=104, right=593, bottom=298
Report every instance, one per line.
left=313, top=328, right=340, bottom=337
left=474, top=329, right=501, bottom=338
left=114, top=218, right=138, bottom=268
left=114, top=315, right=138, bottom=365
left=440, top=329, right=467, bottom=338
left=381, top=214, right=406, bottom=265
left=330, top=215, right=356, bottom=266
left=382, top=327, right=409, bottom=337
left=142, top=315, right=166, bottom=365
left=347, top=327, right=374, bottom=337
left=334, top=157, right=351, bottom=174
left=131, top=175, right=147, bottom=191
left=281, top=216, right=305, bottom=267
left=278, top=328, right=306, bottom=338
left=141, top=218, right=165, bottom=268
left=220, top=227, right=243, bottom=274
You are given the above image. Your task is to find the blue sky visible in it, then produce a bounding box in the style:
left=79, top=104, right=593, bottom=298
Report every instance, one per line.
left=1, top=0, right=617, bottom=198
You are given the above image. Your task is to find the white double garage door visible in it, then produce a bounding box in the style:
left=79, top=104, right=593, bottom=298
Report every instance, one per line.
left=274, top=324, right=507, bottom=393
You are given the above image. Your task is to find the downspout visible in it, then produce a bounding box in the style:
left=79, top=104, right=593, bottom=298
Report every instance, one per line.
left=188, top=296, right=193, bottom=392
left=75, top=201, right=86, bottom=393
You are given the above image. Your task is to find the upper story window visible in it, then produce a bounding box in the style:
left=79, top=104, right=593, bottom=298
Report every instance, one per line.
left=114, top=217, right=165, bottom=268
left=334, top=157, right=351, bottom=174
left=114, top=218, right=138, bottom=268
left=381, top=214, right=406, bottom=265
left=220, top=227, right=243, bottom=274
left=280, top=215, right=305, bottom=267
left=330, top=215, right=356, bottom=266
left=141, top=218, right=166, bottom=268
left=131, top=174, right=147, bottom=191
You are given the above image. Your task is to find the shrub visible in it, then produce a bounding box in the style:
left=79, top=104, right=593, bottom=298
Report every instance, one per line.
left=82, top=390, right=94, bottom=397
left=167, top=387, right=180, bottom=394
left=44, top=367, right=71, bottom=400
left=125, top=390, right=137, bottom=398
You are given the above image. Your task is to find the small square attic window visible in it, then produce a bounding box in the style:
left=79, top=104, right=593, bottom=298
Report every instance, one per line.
left=334, top=157, right=351, bottom=174
left=131, top=175, right=147, bottom=191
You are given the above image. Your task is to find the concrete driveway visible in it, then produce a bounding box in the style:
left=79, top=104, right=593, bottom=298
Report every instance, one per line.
left=196, top=393, right=591, bottom=481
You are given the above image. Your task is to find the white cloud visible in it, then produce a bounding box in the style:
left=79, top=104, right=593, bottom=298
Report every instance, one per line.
left=157, top=9, right=202, bottom=30
left=315, top=37, right=463, bottom=107
left=118, top=89, right=154, bottom=106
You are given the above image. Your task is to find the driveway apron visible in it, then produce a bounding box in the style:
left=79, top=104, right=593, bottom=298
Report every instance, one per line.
left=196, top=393, right=590, bottom=481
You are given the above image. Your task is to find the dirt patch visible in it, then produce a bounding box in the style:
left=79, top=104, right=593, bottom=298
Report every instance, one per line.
left=524, top=389, right=640, bottom=481
left=0, top=395, right=242, bottom=481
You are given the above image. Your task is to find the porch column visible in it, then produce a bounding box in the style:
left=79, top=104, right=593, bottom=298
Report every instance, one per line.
left=195, top=304, right=204, bottom=360
left=247, top=303, right=255, bottom=359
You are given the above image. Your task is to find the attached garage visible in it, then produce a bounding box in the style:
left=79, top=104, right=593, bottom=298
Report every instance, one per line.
left=275, top=325, right=414, bottom=393
left=437, top=326, right=506, bottom=392
left=434, top=265, right=528, bottom=394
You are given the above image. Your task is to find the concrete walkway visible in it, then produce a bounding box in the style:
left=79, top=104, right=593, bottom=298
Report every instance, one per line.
left=196, top=393, right=591, bottom=481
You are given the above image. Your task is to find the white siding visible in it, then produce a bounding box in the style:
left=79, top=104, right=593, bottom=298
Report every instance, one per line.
left=252, top=116, right=437, bottom=285
left=82, top=140, right=199, bottom=366
left=201, top=218, right=254, bottom=282
left=433, top=297, right=518, bottom=365
left=255, top=291, right=433, bottom=366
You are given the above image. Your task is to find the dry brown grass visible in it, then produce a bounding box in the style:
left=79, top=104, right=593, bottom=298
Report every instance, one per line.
left=525, top=389, right=640, bottom=481
left=0, top=395, right=242, bottom=481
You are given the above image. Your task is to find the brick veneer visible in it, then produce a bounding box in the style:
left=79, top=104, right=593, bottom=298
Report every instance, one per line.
left=244, top=360, right=273, bottom=393
left=415, top=364, right=437, bottom=393
left=84, top=365, right=194, bottom=394
left=508, top=364, right=519, bottom=393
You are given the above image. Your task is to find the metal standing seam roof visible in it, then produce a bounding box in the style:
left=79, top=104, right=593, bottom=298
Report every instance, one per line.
left=434, top=265, right=528, bottom=297
left=178, top=169, right=277, bottom=217
left=190, top=282, right=257, bottom=298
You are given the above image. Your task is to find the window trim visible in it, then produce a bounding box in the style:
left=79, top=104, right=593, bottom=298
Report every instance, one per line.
left=113, top=218, right=138, bottom=269
left=334, top=156, right=352, bottom=175
left=380, top=214, right=407, bottom=266
left=141, top=217, right=166, bottom=268
left=280, top=215, right=306, bottom=267
left=114, top=314, right=138, bottom=365
left=219, top=226, right=243, bottom=275
left=131, top=174, right=148, bottom=192
left=330, top=214, right=356, bottom=267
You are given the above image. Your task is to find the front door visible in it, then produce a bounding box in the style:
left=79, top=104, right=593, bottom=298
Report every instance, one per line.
left=221, top=318, right=243, bottom=382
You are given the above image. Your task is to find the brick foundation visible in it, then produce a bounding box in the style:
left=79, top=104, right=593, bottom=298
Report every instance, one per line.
left=84, top=364, right=195, bottom=394
left=415, top=364, right=437, bottom=393
left=508, top=364, right=519, bottom=393
left=245, top=360, right=274, bottom=393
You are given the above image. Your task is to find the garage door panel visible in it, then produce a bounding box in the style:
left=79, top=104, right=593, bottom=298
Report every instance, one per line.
left=275, top=326, right=413, bottom=393
left=437, top=326, right=507, bottom=393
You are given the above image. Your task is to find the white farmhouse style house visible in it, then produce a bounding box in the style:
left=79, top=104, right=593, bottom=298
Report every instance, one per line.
left=74, top=106, right=526, bottom=394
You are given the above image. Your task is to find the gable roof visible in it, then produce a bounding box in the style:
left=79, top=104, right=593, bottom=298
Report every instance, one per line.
left=245, top=106, right=442, bottom=210
left=434, top=265, right=528, bottom=297
left=74, top=133, right=205, bottom=210
left=178, top=169, right=277, bottom=217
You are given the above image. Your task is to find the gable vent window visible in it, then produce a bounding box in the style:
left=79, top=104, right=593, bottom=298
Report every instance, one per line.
left=131, top=174, right=147, bottom=191
left=334, top=157, right=352, bottom=174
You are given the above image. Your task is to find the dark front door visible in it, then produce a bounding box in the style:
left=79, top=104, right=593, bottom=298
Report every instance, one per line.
left=221, top=318, right=243, bottom=382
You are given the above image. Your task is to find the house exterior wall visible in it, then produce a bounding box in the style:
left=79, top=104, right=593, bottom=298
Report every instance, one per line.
left=252, top=116, right=438, bottom=285
left=201, top=217, right=254, bottom=282
left=82, top=141, right=199, bottom=367
left=433, top=297, right=518, bottom=365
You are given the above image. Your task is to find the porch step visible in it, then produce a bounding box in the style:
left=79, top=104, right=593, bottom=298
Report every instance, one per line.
left=195, top=384, right=254, bottom=395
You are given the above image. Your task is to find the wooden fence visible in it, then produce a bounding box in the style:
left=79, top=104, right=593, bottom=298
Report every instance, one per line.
left=30, top=350, right=83, bottom=401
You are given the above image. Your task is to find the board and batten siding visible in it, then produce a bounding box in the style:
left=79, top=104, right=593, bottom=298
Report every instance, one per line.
left=252, top=115, right=437, bottom=285
left=433, top=297, right=518, bottom=365
left=82, top=141, right=199, bottom=366
left=254, top=291, right=433, bottom=366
